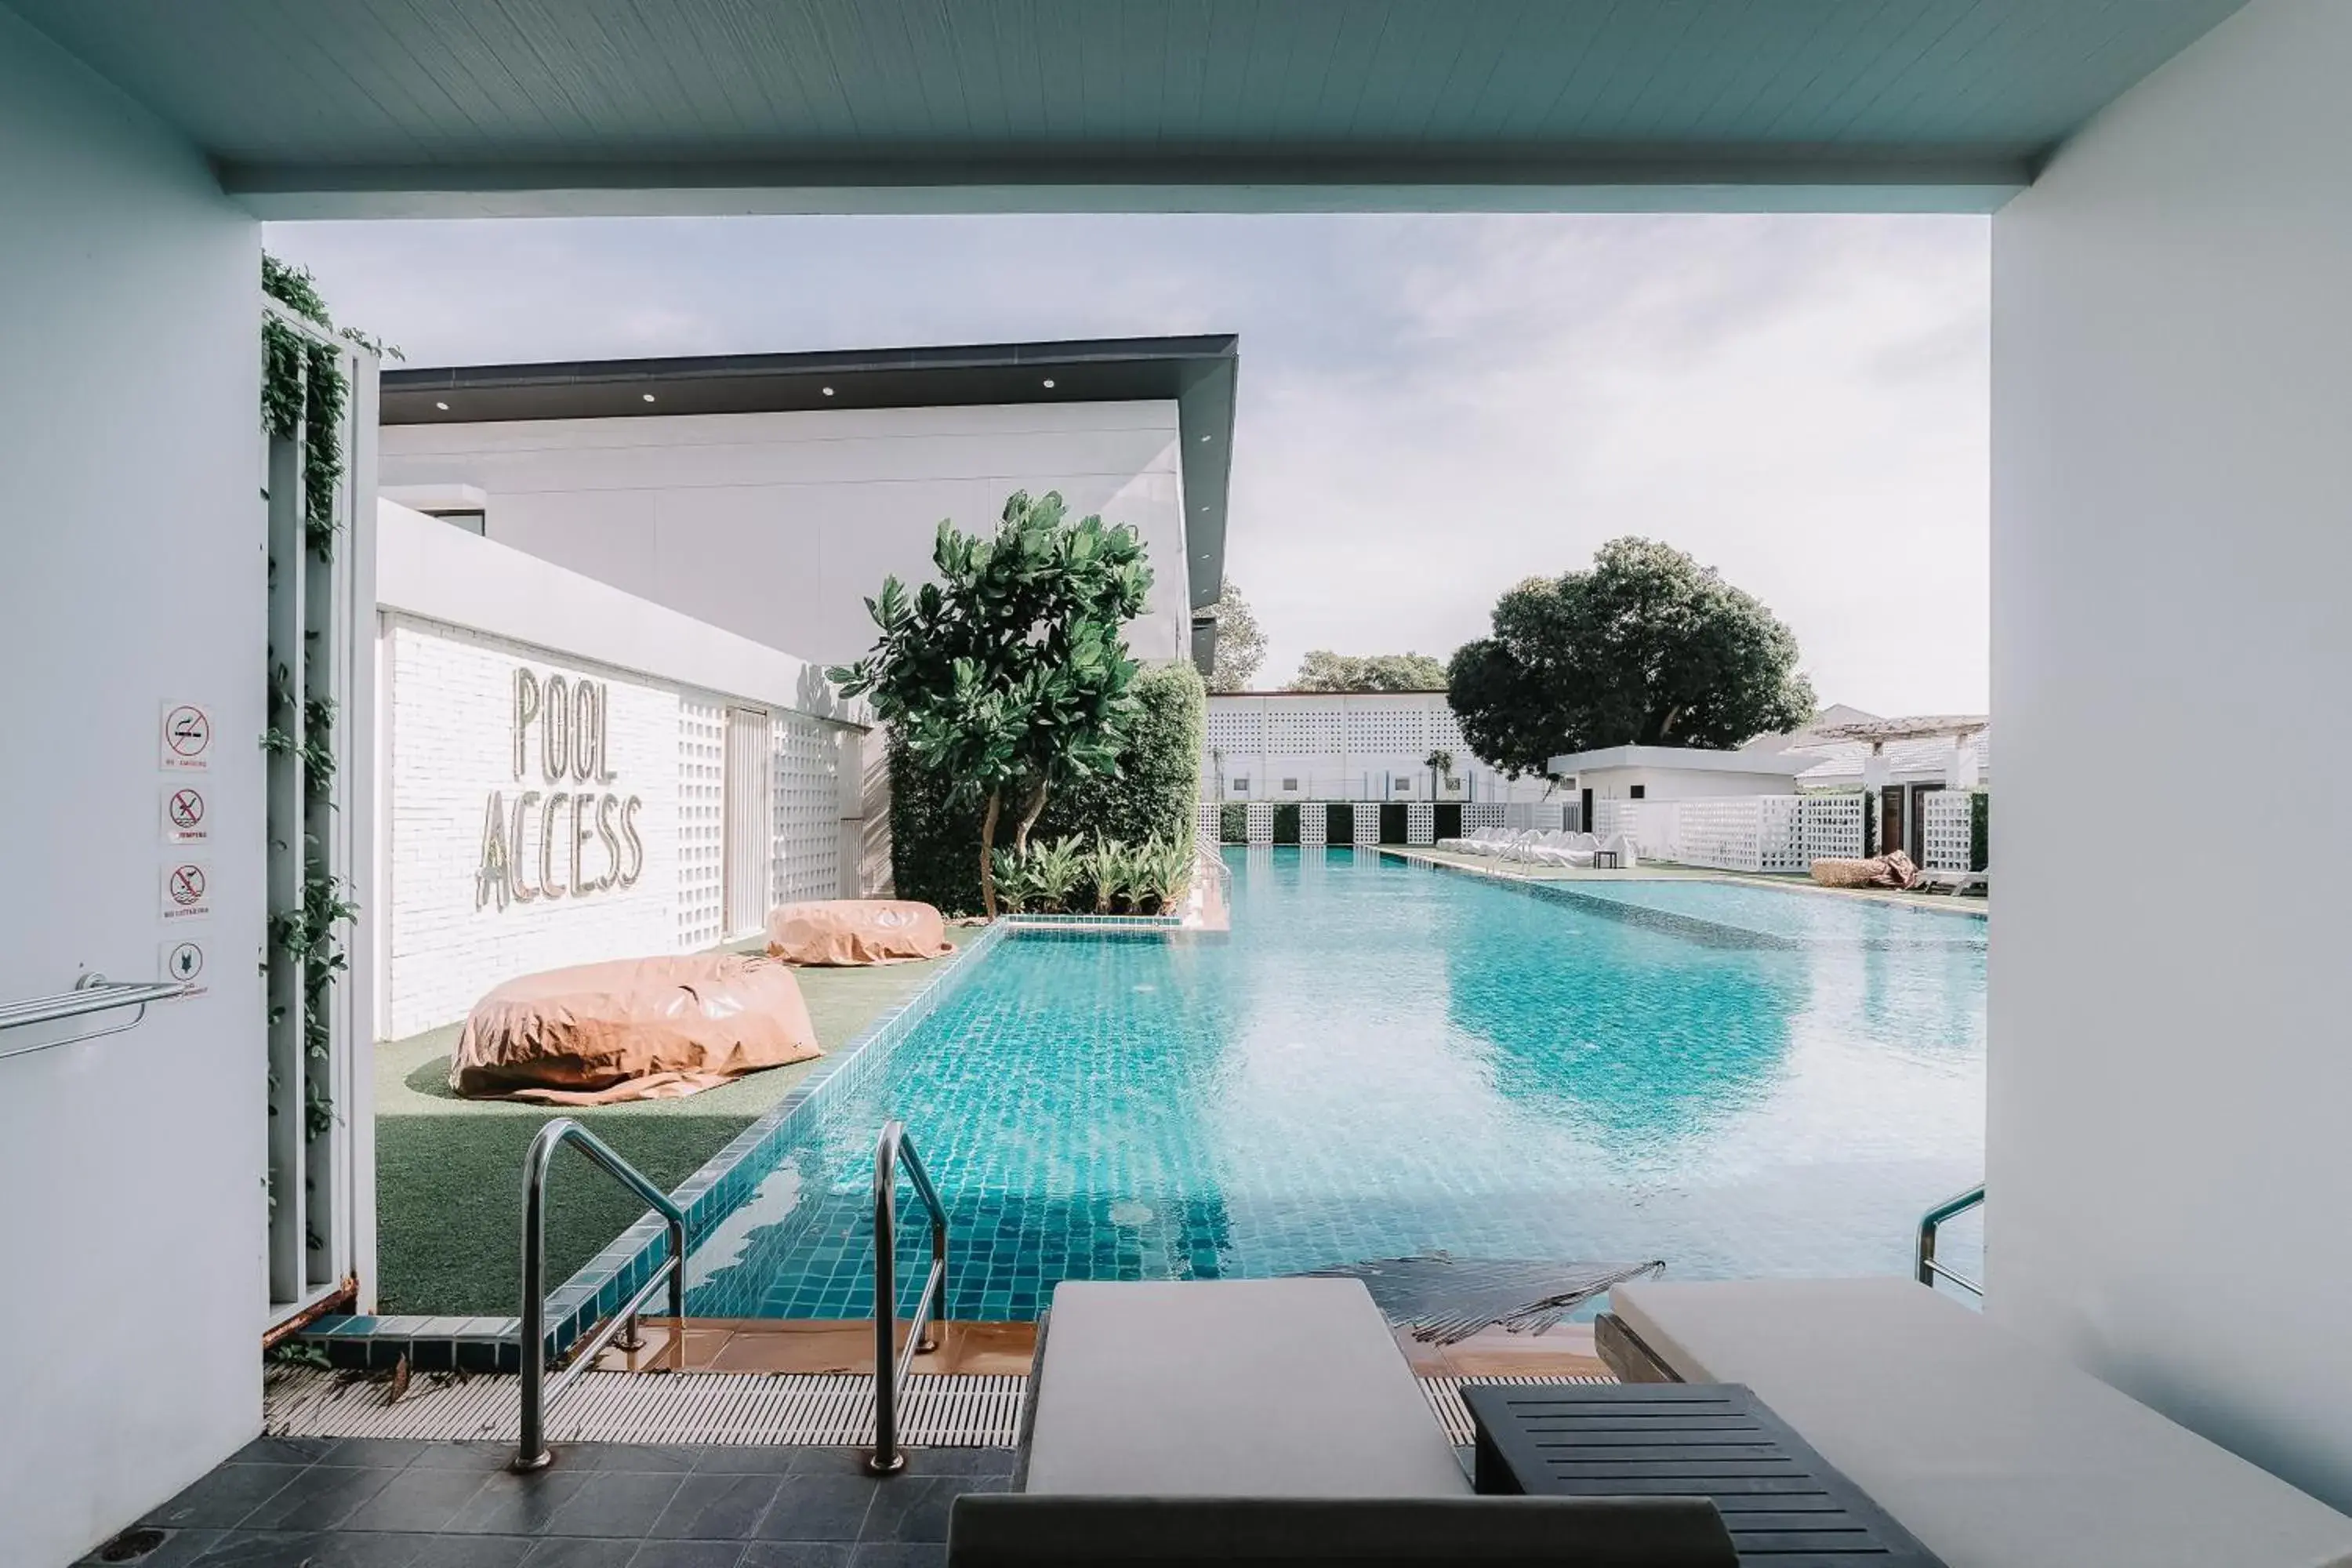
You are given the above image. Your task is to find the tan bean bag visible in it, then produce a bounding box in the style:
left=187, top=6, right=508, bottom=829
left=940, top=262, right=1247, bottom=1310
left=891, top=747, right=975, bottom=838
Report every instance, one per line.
left=766, top=899, right=954, bottom=966
left=448, top=953, right=821, bottom=1105
left=1810, top=850, right=1923, bottom=890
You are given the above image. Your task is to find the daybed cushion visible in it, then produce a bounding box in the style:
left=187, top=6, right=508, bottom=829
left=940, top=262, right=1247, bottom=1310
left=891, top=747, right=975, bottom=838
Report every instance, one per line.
left=1613, top=1276, right=2352, bottom=1568
left=766, top=899, right=954, bottom=965
left=1025, top=1279, right=1470, bottom=1498
left=1810, top=851, right=1922, bottom=889
left=448, top=953, right=820, bottom=1105
left=949, top=1494, right=1737, bottom=1567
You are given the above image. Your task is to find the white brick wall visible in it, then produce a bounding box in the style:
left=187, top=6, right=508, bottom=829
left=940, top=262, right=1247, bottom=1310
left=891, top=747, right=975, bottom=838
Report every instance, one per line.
left=677, top=698, right=727, bottom=949
left=383, top=618, right=681, bottom=1037
left=771, top=713, right=840, bottom=906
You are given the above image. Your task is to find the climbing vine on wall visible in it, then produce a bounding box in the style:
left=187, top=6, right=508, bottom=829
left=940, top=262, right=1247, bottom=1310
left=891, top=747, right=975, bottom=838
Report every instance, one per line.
left=260, top=256, right=394, bottom=1149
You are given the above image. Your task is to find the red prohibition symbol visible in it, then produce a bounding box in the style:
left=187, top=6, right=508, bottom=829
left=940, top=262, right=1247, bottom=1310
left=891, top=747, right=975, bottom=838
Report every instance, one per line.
left=165, top=706, right=211, bottom=757
left=169, top=789, right=205, bottom=829
left=169, top=864, right=207, bottom=906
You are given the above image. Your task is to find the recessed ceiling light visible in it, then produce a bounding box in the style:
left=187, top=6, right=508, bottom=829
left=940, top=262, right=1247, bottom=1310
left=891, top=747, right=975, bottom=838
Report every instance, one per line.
left=641, top=393, right=657, bottom=403
left=822, top=386, right=835, bottom=397
left=1041, top=378, right=1056, bottom=389
left=434, top=401, right=449, bottom=411
left=1200, top=434, right=1212, bottom=442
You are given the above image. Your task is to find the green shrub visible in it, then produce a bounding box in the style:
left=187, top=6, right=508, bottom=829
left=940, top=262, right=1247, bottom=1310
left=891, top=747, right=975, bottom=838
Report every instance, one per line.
left=1272, top=803, right=1300, bottom=844
left=1969, top=791, right=1990, bottom=872
left=890, top=661, right=1207, bottom=916
left=1219, top=804, right=1247, bottom=844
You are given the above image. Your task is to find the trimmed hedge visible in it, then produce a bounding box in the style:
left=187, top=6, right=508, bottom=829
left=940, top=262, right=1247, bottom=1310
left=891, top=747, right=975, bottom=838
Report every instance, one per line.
left=1219, top=804, right=1247, bottom=844
left=889, top=661, right=1207, bottom=916
left=1969, top=791, right=1990, bottom=873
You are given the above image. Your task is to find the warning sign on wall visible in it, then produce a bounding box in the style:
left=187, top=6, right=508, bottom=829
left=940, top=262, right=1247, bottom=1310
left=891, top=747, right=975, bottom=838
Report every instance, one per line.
left=163, top=784, right=210, bottom=844
left=160, top=702, right=214, bottom=772
left=161, top=859, right=212, bottom=922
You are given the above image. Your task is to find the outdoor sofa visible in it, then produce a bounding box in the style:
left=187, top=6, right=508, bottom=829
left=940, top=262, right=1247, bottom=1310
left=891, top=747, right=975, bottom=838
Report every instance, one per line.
left=1599, top=1276, right=2352, bottom=1568
left=949, top=1278, right=1737, bottom=1566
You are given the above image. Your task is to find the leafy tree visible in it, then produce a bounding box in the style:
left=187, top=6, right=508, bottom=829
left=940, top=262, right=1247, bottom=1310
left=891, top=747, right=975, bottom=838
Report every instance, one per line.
left=829, top=492, right=1152, bottom=916
left=1288, top=650, right=1451, bottom=692
left=1207, top=578, right=1267, bottom=691
left=1447, top=537, right=1815, bottom=776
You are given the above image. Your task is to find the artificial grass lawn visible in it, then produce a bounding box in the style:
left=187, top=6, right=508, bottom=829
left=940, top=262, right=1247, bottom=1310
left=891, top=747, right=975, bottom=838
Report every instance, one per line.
left=372, top=931, right=971, bottom=1316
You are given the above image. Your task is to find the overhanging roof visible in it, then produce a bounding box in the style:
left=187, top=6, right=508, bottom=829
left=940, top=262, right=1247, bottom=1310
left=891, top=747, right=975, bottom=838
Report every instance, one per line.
left=1547, top=745, right=1812, bottom=778
left=9, top=2, right=2249, bottom=217
left=381, top=335, right=1238, bottom=614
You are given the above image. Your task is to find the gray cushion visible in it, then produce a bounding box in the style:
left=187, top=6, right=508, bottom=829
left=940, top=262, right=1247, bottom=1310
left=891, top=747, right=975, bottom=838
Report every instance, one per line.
left=949, top=1494, right=1738, bottom=1567
left=1025, top=1279, right=1469, bottom=1497
left=1614, top=1276, right=2352, bottom=1568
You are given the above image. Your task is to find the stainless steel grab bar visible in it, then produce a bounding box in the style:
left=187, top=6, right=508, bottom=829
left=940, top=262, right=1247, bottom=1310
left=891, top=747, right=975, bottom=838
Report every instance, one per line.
left=0, top=974, right=191, bottom=1062
left=1916, top=1182, right=1986, bottom=1297
left=868, top=1120, right=949, bottom=1475
left=515, top=1117, right=688, bottom=1472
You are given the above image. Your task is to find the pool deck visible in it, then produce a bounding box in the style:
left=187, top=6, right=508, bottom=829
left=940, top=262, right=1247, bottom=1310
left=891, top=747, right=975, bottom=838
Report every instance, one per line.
left=1381, top=844, right=1991, bottom=914
left=372, top=930, right=977, bottom=1317
left=590, top=1317, right=1611, bottom=1382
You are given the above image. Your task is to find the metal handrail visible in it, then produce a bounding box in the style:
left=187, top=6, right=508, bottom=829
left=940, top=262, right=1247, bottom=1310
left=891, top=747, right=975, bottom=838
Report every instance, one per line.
left=868, top=1120, right=949, bottom=1475
left=0, top=974, right=191, bottom=1062
left=1916, top=1182, right=1986, bottom=1297
left=515, top=1118, right=688, bottom=1472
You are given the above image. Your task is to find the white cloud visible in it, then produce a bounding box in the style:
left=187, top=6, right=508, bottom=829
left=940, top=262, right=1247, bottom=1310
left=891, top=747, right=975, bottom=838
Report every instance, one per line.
left=270, top=211, right=1987, bottom=714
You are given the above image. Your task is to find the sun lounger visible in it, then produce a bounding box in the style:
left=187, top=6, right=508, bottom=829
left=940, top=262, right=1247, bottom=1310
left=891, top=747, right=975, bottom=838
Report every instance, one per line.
left=960, top=1278, right=1738, bottom=1566
left=1598, top=1277, right=2352, bottom=1568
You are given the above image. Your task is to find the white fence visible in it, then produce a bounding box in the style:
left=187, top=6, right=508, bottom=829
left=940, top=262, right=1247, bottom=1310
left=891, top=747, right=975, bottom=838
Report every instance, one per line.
left=1595, top=793, right=1872, bottom=873
left=1923, top=790, right=1975, bottom=871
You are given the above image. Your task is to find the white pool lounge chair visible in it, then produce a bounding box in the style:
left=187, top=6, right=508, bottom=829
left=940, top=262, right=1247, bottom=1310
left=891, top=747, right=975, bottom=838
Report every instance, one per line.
left=1599, top=1277, right=2352, bottom=1568
left=1529, top=832, right=1599, bottom=868
left=1598, top=831, right=1639, bottom=869
left=961, top=1278, right=1737, bottom=1566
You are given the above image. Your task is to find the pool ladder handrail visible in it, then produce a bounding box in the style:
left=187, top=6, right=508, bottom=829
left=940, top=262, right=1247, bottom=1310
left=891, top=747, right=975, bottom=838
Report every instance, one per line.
left=868, top=1119, right=949, bottom=1475
left=1916, top=1182, right=1986, bottom=1298
left=514, top=1117, right=688, bottom=1472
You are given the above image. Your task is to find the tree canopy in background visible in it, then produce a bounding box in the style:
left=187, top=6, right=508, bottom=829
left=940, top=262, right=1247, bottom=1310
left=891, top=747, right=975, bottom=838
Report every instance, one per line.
left=1206, top=578, right=1266, bottom=691
left=1447, top=537, right=1816, bottom=776
left=829, top=491, right=1152, bottom=916
left=1287, top=650, right=1451, bottom=692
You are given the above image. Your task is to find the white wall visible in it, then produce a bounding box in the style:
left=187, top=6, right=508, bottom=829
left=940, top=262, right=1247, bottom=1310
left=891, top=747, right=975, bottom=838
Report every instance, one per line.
left=1200, top=691, right=1557, bottom=804
left=1574, top=765, right=1810, bottom=801
left=1991, top=0, right=2352, bottom=1509
left=377, top=503, right=861, bottom=1036
left=0, top=12, right=264, bottom=1562
left=379, top=400, right=1192, bottom=668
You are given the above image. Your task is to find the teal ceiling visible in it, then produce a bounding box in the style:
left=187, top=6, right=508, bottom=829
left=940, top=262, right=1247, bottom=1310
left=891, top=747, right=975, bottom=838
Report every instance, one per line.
left=10, top=0, right=2247, bottom=214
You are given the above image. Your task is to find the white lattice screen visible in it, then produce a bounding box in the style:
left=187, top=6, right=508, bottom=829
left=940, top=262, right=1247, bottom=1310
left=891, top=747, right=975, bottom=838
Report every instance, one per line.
left=1299, top=803, right=1327, bottom=846
left=1464, top=803, right=1507, bottom=833
left=1245, top=802, right=1274, bottom=845
left=1798, top=793, right=1867, bottom=863
left=1673, top=799, right=1766, bottom=872
left=677, top=699, right=726, bottom=948
left=1759, top=797, right=1806, bottom=873
left=1352, top=804, right=1380, bottom=846
left=1406, top=803, right=1435, bottom=845
left=1195, top=801, right=1221, bottom=848
left=1204, top=708, right=1265, bottom=753
left=1923, top=790, right=1975, bottom=871
left=1345, top=707, right=1428, bottom=753
left=1504, top=801, right=1570, bottom=832
left=771, top=714, right=840, bottom=906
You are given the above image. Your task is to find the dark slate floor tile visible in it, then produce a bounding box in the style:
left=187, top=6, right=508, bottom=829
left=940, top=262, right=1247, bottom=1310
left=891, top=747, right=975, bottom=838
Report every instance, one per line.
left=858, top=1478, right=1000, bottom=1545
left=143, top=1466, right=307, bottom=1530
left=738, top=1546, right=850, bottom=1568
left=689, top=1448, right=801, bottom=1475
left=751, top=1476, right=878, bottom=1543
left=75, top=1526, right=226, bottom=1567
left=629, top=1543, right=750, bottom=1568
left=648, top=1472, right=786, bottom=1540
left=895, top=1450, right=1014, bottom=1478
left=336, top=1465, right=495, bottom=1533
left=318, top=1439, right=433, bottom=1470
left=783, top=1450, right=873, bottom=1479
left=847, top=1545, right=945, bottom=1568
left=234, top=1463, right=401, bottom=1531
left=444, top=1469, right=597, bottom=1535
left=406, top=1536, right=538, bottom=1567
left=188, top=1532, right=423, bottom=1567
left=404, top=1442, right=515, bottom=1472
left=538, top=1471, right=689, bottom=1537
left=229, top=1437, right=339, bottom=1468
left=562, top=1444, right=706, bottom=1473
left=516, top=1541, right=641, bottom=1568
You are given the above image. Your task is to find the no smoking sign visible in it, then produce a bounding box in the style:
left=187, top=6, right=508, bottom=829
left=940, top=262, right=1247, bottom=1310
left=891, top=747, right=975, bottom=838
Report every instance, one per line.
left=160, top=702, right=214, bottom=771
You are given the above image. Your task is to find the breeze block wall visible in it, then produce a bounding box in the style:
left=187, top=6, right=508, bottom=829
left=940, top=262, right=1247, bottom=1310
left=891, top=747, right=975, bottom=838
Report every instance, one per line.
left=383, top=618, right=681, bottom=1036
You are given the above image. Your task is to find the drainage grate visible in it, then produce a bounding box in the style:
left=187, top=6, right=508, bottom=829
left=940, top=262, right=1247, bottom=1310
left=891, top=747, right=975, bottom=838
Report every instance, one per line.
left=264, top=1367, right=1613, bottom=1449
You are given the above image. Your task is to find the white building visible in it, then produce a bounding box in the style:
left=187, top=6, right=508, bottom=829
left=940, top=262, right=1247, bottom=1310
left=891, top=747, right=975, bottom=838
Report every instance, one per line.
left=1204, top=689, right=1559, bottom=804
left=379, top=337, right=1238, bottom=675
left=372, top=499, right=867, bottom=1040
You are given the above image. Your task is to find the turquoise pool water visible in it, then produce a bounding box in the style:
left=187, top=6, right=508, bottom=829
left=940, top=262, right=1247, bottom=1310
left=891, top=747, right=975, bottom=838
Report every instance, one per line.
left=684, top=849, right=1986, bottom=1320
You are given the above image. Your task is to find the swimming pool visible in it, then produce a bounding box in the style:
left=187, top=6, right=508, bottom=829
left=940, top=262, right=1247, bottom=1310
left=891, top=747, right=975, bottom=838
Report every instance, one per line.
left=682, top=848, right=1986, bottom=1321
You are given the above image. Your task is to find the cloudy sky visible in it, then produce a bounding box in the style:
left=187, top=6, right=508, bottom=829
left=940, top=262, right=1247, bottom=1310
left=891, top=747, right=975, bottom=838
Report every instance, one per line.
left=269, top=212, right=1988, bottom=714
